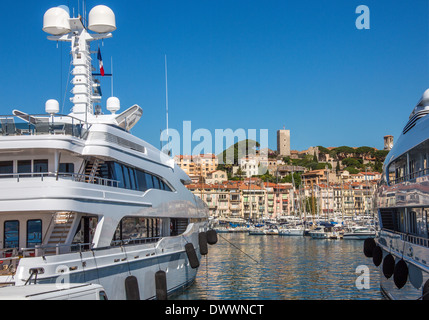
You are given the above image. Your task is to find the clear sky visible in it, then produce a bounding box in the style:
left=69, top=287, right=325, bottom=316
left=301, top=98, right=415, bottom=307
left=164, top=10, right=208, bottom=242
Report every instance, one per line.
left=1, top=0, right=429, bottom=154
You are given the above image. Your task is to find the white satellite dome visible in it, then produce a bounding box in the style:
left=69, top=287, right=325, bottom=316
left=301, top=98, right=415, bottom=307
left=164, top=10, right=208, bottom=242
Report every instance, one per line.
left=107, top=97, right=120, bottom=114
left=43, top=7, right=71, bottom=36
left=45, top=99, right=60, bottom=114
left=88, top=5, right=116, bottom=33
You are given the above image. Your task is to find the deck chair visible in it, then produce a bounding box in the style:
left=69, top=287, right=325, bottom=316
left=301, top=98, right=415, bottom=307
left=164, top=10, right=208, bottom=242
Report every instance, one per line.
left=0, top=118, right=17, bottom=136
left=34, top=118, right=50, bottom=135
left=64, top=123, right=74, bottom=136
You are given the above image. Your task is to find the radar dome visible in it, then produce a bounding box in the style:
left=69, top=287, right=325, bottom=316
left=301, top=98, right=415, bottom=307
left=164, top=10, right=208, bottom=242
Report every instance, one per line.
left=43, top=7, right=71, bottom=35
left=45, top=99, right=60, bottom=114
left=88, top=5, right=116, bottom=33
left=107, top=97, right=120, bottom=114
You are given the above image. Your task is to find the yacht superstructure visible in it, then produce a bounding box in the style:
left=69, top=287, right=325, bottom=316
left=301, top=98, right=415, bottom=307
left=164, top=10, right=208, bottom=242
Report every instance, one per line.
left=371, top=89, right=429, bottom=300
left=0, top=5, right=211, bottom=300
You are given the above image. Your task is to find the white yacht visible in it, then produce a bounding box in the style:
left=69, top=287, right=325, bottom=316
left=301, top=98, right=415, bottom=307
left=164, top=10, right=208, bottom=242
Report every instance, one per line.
left=343, top=226, right=375, bottom=240
left=278, top=226, right=304, bottom=236
left=0, top=5, right=211, bottom=300
left=308, top=226, right=330, bottom=239
left=372, top=89, right=429, bottom=300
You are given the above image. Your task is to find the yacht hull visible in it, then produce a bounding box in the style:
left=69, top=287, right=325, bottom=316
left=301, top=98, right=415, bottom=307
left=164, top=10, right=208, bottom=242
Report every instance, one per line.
left=10, top=223, right=205, bottom=300
left=377, top=245, right=429, bottom=300
left=343, top=232, right=375, bottom=240
left=279, top=229, right=304, bottom=236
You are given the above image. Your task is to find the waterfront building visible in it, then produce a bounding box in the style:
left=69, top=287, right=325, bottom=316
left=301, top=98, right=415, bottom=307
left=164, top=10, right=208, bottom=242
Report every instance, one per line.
left=205, top=170, right=228, bottom=184
left=241, top=184, right=266, bottom=221
left=302, top=169, right=327, bottom=186
left=185, top=168, right=379, bottom=222
left=333, top=186, right=343, bottom=217
left=174, top=153, right=219, bottom=181
left=193, top=154, right=219, bottom=177
left=342, top=184, right=355, bottom=217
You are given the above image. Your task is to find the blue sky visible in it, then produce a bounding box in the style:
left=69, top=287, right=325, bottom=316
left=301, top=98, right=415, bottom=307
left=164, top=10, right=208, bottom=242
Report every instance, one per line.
left=1, top=0, right=429, bottom=153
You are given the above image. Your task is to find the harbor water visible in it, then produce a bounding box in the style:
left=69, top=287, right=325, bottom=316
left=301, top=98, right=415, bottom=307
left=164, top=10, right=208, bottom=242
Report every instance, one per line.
left=173, top=233, right=382, bottom=300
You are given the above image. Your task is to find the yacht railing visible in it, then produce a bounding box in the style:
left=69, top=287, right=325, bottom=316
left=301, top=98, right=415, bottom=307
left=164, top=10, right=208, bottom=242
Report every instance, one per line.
left=2, top=236, right=164, bottom=259
left=0, top=114, right=87, bottom=139
left=390, top=167, right=429, bottom=185
left=0, top=172, right=120, bottom=188
left=383, top=229, right=429, bottom=248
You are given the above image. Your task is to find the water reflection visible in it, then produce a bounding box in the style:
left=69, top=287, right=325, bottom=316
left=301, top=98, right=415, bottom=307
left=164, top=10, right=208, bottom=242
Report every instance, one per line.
left=173, top=233, right=382, bottom=300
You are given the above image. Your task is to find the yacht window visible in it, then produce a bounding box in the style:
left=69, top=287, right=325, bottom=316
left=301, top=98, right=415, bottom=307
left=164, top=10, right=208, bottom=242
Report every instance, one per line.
left=0, top=161, right=13, bottom=177
left=113, top=217, right=162, bottom=244
left=145, top=173, right=154, bottom=190
left=129, top=168, right=137, bottom=190
left=59, top=163, right=74, bottom=173
left=18, top=160, right=32, bottom=174
left=4, top=221, right=19, bottom=249
left=135, top=170, right=147, bottom=192
left=113, top=163, right=125, bottom=189
left=122, top=165, right=131, bottom=189
left=99, top=161, right=173, bottom=192
left=408, top=211, right=417, bottom=235
left=34, top=160, right=48, bottom=173
left=26, top=220, right=42, bottom=249
left=98, top=162, right=115, bottom=182
left=152, top=176, right=160, bottom=190
left=72, top=216, right=98, bottom=249
left=160, top=180, right=166, bottom=191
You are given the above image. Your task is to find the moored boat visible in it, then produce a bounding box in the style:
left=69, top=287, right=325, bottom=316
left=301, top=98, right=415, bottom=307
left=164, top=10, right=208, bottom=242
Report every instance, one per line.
left=0, top=4, right=213, bottom=300
left=343, top=226, right=375, bottom=240
left=369, top=88, right=429, bottom=300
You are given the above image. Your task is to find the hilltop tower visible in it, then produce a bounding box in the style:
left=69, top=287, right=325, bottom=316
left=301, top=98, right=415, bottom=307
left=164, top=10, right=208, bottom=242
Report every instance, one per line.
left=384, top=135, right=394, bottom=151
left=277, top=129, right=291, bottom=156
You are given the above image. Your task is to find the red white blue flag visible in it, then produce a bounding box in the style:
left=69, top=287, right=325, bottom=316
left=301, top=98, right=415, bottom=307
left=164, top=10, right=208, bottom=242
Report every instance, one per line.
left=98, top=48, right=105, bottom=76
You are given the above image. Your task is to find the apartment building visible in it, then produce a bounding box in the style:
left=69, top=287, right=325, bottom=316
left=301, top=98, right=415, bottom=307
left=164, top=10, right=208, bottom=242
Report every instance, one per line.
left=206, top=170, right=228, bottom=184
left=174, top=154, right=219, bottom=181
left=186, top=181, right=292, bottom=221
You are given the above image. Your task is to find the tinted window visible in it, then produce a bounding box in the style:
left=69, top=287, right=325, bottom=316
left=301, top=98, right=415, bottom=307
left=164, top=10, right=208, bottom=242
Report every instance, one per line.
left=18, top=160, right=32, bottom=174
left=136, top=170, right=147, bottom=192
left=152, top=176, right=160, bottom=190
left=122, top=165, right=131, bottom=189
left=129, top=168, right=137, bottom=190
left=113, top=163, right=125, bottom=189
left=4, top=221, right=19, bottom=249
left=27, top=220, right=42, bottom=248
left=145, top=173, right=154, bottom=189
left=34, top=160, right=48, bottom=173
left=0, top=161, right=13, bottom=177
left=59, top=163, right=74, bottom=173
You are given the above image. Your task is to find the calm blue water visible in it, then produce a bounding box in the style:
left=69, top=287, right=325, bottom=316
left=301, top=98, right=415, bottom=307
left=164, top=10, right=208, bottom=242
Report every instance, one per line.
left=173, top=233, right=382, bottom=300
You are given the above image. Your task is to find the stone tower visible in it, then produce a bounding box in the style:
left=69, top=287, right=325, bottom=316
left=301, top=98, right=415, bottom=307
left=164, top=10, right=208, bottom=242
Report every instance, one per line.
left=384, top=135, right=394, bottom=151
left=277, top=129, right=291, bottom=156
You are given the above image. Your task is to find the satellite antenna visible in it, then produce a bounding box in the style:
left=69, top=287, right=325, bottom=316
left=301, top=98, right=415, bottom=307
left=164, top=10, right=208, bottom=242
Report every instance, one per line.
left=43, top=5, right=117, bottom=122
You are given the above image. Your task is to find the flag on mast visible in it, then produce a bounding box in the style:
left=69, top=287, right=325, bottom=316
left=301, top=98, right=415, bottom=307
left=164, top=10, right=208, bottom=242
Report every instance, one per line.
left=98, top=48, right=105, bottom=76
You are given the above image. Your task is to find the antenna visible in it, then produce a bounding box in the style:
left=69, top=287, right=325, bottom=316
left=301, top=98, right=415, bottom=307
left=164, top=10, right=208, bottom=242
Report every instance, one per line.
left=111, top=56, right=114, bottom=97
left=165, top=55, right=169, bottom=139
